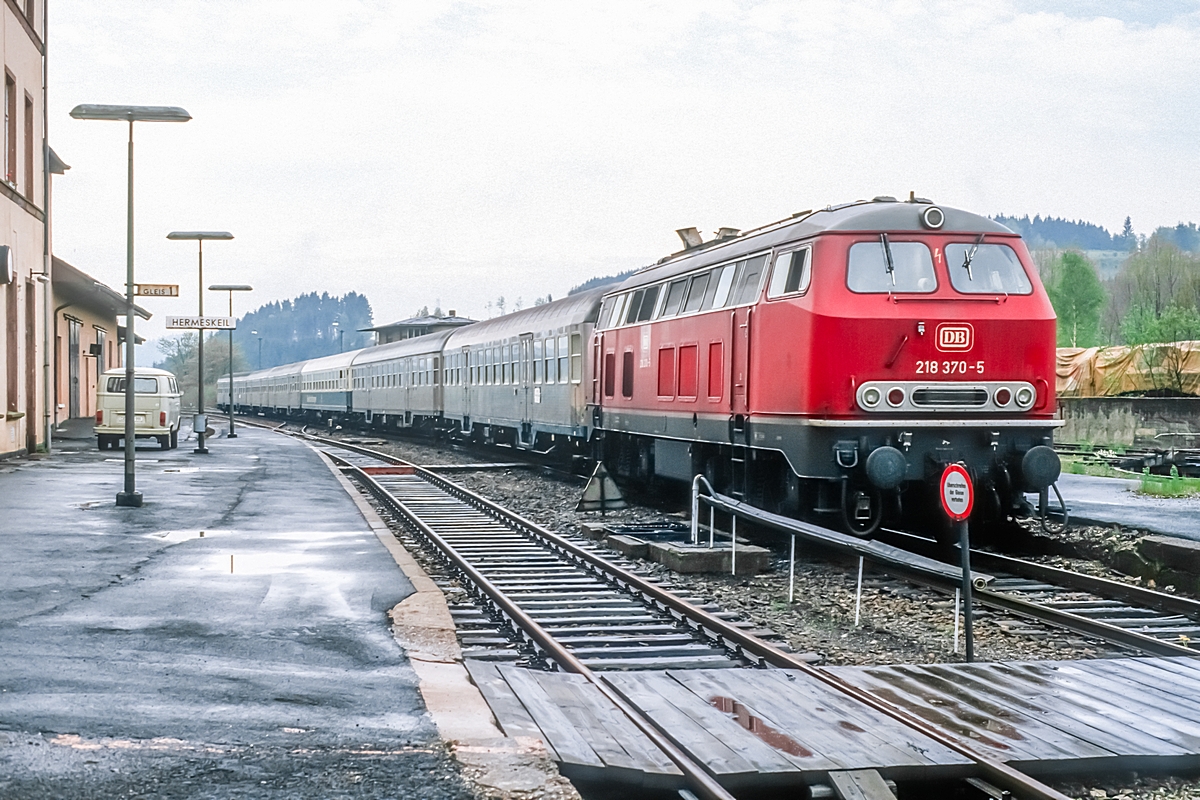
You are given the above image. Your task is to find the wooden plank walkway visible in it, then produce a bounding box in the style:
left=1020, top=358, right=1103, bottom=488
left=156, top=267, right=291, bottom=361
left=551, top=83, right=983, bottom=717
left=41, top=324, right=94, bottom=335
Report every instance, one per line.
left=468, top=657, right=1200, bottom=790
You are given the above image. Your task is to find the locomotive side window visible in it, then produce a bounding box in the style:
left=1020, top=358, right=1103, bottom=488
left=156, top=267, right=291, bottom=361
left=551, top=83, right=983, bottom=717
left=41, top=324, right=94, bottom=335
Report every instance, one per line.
left=621, top=350, right=635, bottom=398
left=638, top=285, right=660, bottom=321
left=945, top=243, right=1033, bottom=295
left=660, top=279, right=687, bottom=318
left=657, top=347, right=675, bottom=397
left=767, top=248, right=812, bottom=298
left=731, top=255, right=768, bottom=305
left=598, top=297, right=617, bottom=329
left=683, top=271, right=710, bottom=313
left=708, top=264, right=736, bottom=308
left=624, top=290, right=645, bottom=325
left=847, top=241, right=936, bottom=293
left=604, top=352, right=616, bottom=397
left=708, top=342, right=723, bottom=398
left=678, top=345, right=698, bottom=398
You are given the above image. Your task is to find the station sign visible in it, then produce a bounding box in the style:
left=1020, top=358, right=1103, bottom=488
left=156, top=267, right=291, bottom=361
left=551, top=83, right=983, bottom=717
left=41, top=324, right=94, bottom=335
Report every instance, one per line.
left=939, top=463, right=974, bottom=521
left=135, top=283, right=179, bottom=297
left=166, top=316, right=236, bottom=330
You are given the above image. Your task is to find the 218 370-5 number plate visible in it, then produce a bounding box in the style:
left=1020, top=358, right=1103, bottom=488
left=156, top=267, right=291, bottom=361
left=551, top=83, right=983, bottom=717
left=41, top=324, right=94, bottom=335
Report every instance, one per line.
left=916, top=360, right=984, bottom=375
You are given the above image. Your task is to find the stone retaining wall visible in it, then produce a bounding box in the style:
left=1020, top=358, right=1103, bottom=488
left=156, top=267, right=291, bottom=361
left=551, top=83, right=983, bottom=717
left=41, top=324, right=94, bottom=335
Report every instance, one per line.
left=1057, top=397, right=1200, bottom=448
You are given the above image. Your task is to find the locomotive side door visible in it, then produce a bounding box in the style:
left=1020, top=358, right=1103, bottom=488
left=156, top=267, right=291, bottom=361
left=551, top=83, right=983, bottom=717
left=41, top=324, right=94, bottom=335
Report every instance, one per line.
left=730, top=306, right=752, bottom=416
left=519, top=333, right=534, bottom=446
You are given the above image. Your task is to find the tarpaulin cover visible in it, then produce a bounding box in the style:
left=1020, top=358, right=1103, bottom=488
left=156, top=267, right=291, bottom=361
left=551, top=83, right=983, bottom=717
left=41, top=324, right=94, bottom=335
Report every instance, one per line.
left=1057, top=341, right=1200, bottom=396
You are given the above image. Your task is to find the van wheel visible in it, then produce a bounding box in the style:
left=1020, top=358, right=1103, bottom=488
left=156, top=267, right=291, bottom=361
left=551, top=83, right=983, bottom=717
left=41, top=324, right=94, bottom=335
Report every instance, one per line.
left=170, top=428, right=178, bottom=449
left=97, top=435, right=107, bottom=451
left=158, top=435, right=170, bottom=450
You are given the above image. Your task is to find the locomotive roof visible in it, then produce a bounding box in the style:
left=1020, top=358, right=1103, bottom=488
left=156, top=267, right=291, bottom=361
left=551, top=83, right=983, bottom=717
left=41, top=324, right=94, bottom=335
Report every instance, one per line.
left=613, top=200, right=1016, bottom=291
left=444, top=287, right=607, bottom=348
left=351, top=329, right=456, bottom=365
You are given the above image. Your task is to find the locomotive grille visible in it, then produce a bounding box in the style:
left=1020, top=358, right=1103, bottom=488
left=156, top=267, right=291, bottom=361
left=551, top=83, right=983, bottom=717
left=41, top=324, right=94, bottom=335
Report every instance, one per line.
left=911, top=387, right=989, bottom=407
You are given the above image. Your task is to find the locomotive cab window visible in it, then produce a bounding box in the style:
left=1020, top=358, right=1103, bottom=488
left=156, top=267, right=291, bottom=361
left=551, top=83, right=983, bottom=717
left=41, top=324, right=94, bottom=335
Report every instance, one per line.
left=767, top=248, right=812, bottom=298
left=731, top=255, right=768, bottom=305
left=847, top=240, right=936, bottom=293
left=945, top=243, right=1033, bottom=295
left=659, top=279, right=687, bottom=318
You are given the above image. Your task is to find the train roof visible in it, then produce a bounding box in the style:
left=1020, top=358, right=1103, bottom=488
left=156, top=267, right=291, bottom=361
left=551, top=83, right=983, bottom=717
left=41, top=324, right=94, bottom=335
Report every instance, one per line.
left=298, top=349, right=362, bottom=374
left=444, top=287, right=607, bottom=348
left=351, top=329, right=457, bottom=366
left=613, top=199, right=1016, bottom=291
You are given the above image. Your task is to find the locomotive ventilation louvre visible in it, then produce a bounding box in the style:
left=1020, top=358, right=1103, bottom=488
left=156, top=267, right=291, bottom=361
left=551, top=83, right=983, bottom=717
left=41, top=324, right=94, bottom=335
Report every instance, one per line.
left=910, top=387, right=989, bottom=407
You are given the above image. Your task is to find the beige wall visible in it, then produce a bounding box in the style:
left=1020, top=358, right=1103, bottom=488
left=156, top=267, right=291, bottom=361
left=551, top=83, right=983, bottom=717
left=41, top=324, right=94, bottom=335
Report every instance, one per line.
left=53, top=307, right=120, bottom=425
left=0, top=0, right=44, bottom=458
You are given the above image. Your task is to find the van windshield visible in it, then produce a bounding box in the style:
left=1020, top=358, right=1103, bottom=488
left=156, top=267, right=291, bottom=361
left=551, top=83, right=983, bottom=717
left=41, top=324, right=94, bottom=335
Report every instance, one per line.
left=106, top=377, right=159, bottom=393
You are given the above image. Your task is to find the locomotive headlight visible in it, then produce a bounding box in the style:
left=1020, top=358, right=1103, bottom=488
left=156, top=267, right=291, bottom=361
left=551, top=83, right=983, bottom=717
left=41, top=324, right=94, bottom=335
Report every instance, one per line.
left=921, top=206, right=945, bottom=229
left=993, top=387, right=1012, bottom=407
left=1015, top=386, right=1035, bottom=408
left=887, top=387, right=905, bottom=407
left=862, top=387, right=881, bottom=408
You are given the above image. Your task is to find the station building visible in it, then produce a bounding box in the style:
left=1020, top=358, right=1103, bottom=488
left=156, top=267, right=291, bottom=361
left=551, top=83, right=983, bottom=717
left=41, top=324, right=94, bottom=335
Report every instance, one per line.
left=363, top=310, right=475, bottom=345
left=50, top=256, right=149, bottom=425
left=0, top=1, right=45, bottom=459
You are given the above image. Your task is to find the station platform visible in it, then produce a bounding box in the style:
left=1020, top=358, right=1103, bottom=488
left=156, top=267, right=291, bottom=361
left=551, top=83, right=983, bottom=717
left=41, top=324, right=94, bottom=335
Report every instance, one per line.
left=0, top=426, right=484, bottom=798
left=1052, top=473, right=1200, bottom=540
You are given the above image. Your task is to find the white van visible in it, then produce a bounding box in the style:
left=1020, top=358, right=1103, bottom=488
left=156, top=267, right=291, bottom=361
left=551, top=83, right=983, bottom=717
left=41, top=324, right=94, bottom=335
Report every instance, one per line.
left=95, top=367, right=183, bottom=450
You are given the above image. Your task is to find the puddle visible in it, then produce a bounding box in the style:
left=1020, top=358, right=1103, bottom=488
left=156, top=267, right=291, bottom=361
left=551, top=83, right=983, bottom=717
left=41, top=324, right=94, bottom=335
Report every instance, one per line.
left=149, top=529, right=232, bottom=543
left=163, top=467, right=200, bottom=474
left=104, top=458, right=159, bottom=464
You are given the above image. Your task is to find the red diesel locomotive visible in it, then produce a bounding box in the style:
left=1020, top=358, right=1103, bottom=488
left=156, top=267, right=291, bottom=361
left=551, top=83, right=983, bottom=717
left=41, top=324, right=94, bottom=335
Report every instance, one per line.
left=592, top=197, right=1061, bottom=534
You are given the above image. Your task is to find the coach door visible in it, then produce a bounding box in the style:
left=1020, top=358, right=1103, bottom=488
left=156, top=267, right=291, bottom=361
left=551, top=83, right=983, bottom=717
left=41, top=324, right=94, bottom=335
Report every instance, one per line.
left=460, top=348, right=470, bottom=431
left=518, top=333, right=534, bottom=446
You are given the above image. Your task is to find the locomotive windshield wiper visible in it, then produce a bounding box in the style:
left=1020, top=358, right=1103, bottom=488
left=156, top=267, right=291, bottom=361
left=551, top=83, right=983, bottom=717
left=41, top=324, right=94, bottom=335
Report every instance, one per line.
left=961, top=233, right=985, bottom=281
left=880, top=233, right=895, bottom=286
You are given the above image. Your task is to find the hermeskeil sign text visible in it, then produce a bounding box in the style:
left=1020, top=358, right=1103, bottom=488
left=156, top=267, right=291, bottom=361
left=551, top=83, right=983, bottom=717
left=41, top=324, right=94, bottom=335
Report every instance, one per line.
left=166, top=316, right=236, bottom=330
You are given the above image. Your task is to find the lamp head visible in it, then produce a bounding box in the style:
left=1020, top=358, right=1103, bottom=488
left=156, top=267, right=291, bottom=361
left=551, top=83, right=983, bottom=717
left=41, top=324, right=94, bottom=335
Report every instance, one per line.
left=70, top=104, right=191, bottom=122
left=168, top=231, right=234, bottom=241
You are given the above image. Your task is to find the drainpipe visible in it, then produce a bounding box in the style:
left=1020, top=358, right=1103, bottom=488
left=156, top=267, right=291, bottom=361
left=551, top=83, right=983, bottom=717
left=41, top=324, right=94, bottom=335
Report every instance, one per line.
left=40, top=0, right=50, bottom=451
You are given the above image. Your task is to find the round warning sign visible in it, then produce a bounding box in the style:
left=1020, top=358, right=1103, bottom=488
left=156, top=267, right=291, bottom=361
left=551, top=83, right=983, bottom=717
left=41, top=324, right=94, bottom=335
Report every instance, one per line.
left=939, top=464, right=974, bottom=522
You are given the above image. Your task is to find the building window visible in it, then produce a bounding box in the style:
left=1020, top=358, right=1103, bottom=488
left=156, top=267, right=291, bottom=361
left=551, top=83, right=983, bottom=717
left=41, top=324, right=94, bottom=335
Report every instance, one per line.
left=4, top=73, right=14, bottom=184
left=23, top=93, right=33, bottom=201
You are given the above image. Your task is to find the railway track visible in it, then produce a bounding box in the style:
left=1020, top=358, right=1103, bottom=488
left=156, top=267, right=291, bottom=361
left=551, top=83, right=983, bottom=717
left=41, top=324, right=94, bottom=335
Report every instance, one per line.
left=882, top=529, right=1200, bottom=658
left=272, top=427, right=1071, bottom=800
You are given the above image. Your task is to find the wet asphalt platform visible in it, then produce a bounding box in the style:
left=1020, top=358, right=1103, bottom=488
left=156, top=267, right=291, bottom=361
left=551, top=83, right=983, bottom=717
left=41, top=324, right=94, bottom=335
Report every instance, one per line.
left=0, top=424, right=477, bottom=799
left=1052, top=473, right=1200, bottom=541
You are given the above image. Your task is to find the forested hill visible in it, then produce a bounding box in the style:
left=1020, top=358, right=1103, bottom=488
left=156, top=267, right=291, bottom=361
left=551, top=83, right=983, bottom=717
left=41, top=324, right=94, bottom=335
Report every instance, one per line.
left=232, top=292, right=373, bottom=369
left=992, top=215, right=1129, bottom=251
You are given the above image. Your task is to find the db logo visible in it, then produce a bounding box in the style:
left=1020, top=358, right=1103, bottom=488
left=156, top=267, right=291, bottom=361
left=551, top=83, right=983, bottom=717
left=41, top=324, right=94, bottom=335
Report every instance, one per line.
left=936, top=323, right=973, bottom=352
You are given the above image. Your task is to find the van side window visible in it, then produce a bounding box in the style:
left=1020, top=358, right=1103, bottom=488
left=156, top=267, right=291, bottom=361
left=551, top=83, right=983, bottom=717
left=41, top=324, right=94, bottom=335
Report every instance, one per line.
left=767, top=248, right=812, bottom=298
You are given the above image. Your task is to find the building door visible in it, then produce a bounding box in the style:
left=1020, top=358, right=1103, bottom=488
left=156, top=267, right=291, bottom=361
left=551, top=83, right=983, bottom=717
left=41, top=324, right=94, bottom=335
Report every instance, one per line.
left=24, top=281, right=35, bottom=452
left=68, top=318, right=80, bottom=418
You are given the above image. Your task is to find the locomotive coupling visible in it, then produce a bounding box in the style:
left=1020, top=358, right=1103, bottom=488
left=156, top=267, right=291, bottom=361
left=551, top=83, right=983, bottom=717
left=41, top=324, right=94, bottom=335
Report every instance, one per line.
left=1020, top=445, right=1061, bottom=491
left=866, top=446, right=908, bottom=490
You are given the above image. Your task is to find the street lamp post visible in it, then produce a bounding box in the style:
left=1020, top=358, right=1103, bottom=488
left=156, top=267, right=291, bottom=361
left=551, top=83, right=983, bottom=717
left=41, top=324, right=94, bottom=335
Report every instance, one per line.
left=69, top=104, right=191, bottom=509
left=251, top=330, right=262, bottom=370
left=210, top=284, right=252, bottom=438
left=332, top=319, right=345, bottom=353
left=167, top=231, right=233, bottom=454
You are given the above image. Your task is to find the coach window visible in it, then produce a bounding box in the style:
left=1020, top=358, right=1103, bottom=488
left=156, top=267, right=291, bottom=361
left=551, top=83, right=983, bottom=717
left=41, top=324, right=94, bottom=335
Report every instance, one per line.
left=659, top=279, right=687, bottom=318
left=848, top=240, right=936, bottom=293
left=557, top=335, right=569, bottom=382
left=767, top=248, right=812, bottom=298
left=945, top=243, right=1032, bottom=295
left=545, top=337, right=557, bottom=383
left=569, top=333, right=583, bottom=382
left=682, top=271, right=711, bottom=314
left=731, top=255, right=768, bottom=305
left=534, top=339, right=543, bottom=383
left=621, top=350, right=635, bottom=398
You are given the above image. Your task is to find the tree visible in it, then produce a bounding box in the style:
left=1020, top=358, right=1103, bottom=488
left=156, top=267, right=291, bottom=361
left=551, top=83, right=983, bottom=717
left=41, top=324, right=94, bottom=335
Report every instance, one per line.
left=155, top=332, right=247, bottom=409
left=496, top=295, right=506, bottom=316
left=1120, top=304, right=1200, bottom=394
left=1046, top=252, right=1105, bottom=347
left=233, top=291, right=373, bottom=369
left=1103, top=236, right=1200, bottom=342
left=1118, top=216, right=1136, bottom=251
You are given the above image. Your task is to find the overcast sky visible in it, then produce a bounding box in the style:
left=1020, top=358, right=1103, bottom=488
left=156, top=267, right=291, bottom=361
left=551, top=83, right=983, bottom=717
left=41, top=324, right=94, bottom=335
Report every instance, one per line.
left=49, top=0, right=1200, bottom=344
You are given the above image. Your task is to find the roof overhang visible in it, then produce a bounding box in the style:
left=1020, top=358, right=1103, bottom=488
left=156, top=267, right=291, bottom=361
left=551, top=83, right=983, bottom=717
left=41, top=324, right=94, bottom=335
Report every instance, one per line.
left=53, top=256, right=151, bottom=320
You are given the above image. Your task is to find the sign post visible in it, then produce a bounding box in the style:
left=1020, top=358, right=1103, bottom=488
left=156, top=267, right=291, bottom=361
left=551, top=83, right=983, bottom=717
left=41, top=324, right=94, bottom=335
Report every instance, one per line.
left=940, top=463, right=975, bottom=662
